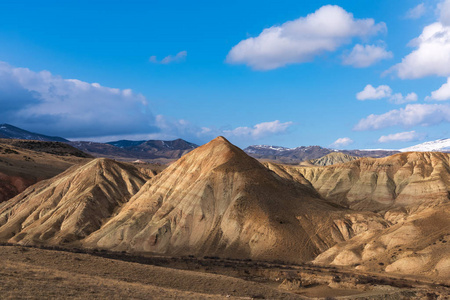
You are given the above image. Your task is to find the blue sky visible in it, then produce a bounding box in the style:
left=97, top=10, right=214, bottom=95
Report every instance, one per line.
left=1, top=0, right=450, bottom=149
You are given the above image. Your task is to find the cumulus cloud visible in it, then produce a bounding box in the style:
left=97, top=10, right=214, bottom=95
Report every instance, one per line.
left=356, top=84, right=392, bottom=100
left=226, top=5, right=386, bottom=70
left=389, top=92, right=418, bottom=104
left=149, top=51, right=187, bottom=64
left=405, top=3, right=426, bottom=19
left=354, top=104, right=450, bottom=130
left=342, top=44, right=393, bottom=67
left=330, top=137, right=353, bottom=148
left=427, top=77, right=450, bottom=100
left=223, top=120, right=293, bottom=139
left=0, top=62, right=159, bottom=139
left=378, top=131, right=424, bottom=143
left=388, top=1, right=450, bottom=79
left=356, top=84, right=417, bottom=104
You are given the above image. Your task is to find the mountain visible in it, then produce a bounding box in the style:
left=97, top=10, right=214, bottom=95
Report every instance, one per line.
left=400, top=138, right=450, bottom=152
left=0, top=124, right=198, bottom=162
left=244, top=145, right=399, bottom=164
left=1, top=135, right=448, bottom=281
left=0, top=124, right=68, bottom=142
left=108, top=138, right=197, bottom=150
left=69, top=139, right=198, bottom=161
left=84, top=136, right=385, bottom=262
left=244, top=145, right=333, bottom=164
left=107, top=138, right=198, bottom=159
left=0, top=158, right=150, bottom=245
left=0, top=139, right=91, bottom=203
left=265, top=153, right=450, bottom=278
left=267, top=152, right=450, bottom=211
left=307, top=152, right=359, bottom=166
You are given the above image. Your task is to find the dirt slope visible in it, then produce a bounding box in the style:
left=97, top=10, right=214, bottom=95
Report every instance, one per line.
left=307, top=152, right=360, bottom=166
left=265, top=153, right=450, bottom=280
left=0, top=158, right=150, bottom=245
left=314, top=203, right=450, bottom=280
left=270, top=152, right=450, bottom=211
left=0, top=139, right=91, bottom=203
left=85, top=137, right=386, bottom=262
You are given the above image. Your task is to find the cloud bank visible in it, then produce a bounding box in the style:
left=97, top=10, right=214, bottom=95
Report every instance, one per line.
left=354, top=104, right=450, bottom=130
left=0, top=61, right=292, bottom=144
left=226, top=5, right=386, bottom=70
left=378, top=131, right=423, bottom=143
left=0, top=62, right=157, bottom=139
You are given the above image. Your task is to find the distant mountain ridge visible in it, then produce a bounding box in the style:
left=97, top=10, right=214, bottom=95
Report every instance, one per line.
left=0, top=124, right=198, bottom=161
left=71, top=139, right=198, bottom=161
left=244, top=145, right=399, bottom=164
left=0, top=124, right=68, bottom=142
left=107, top=139, right=197, bottom=151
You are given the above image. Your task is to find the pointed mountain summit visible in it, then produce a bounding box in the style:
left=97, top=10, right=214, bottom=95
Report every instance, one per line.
left=85, top=137, right=385, bottom=262
left=0, top=158, right=150, bottom=245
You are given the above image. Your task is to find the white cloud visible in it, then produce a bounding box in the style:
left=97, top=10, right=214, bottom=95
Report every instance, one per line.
left=388, top=7, right=450, bottom=79
left=354, top=104, right=450, bottom=130
left=223, top=120, right=293, bottom=139
left=356, top=84, right=417, bottom=104
left=0, top=61, right=159, bottom=139
left=405, top=3, right=426, bottom=19
left=427, top=77, right=450, bottom=100
left=226, top=5, right=386, bottom=70
left=149, top=51, right=187, bottom=64
left=378, top=131, right=423, bottom=143
left=389, top=92, right=418, bottom=104
left=356, top=84, right=392, bottom=100
left=342, top=44, right=393, bottom=67
left=330, top=137, right=353, bottom=148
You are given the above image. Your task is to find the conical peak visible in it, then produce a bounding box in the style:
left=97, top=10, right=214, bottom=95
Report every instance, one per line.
left=199, top=136, right=242, bottom=155
left=211, top=136, right=231, bottom=144
left=168, top=135, right=259, bottom=172
left=79, top=158, right=132, bottom=174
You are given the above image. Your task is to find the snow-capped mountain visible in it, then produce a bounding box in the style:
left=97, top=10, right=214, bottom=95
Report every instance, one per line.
left=244, top=144, right=399, bottom=164
left=400, top=139, right=450, bottom=152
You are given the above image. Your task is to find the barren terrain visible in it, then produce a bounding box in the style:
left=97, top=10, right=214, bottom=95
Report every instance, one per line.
left=0, top=244, right=448, bottom=299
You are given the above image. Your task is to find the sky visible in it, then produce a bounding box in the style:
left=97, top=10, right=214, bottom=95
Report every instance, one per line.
left=0, top=0, right=450, bottom=149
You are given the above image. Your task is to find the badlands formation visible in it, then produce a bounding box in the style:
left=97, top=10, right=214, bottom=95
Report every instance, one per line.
left=0, top=139, right=91, bottom=203
left=265, top=151, right=450, bottom=279
left=0, top=136, right=448, bottom=297
left=0, top=159, right=150, bottom=245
